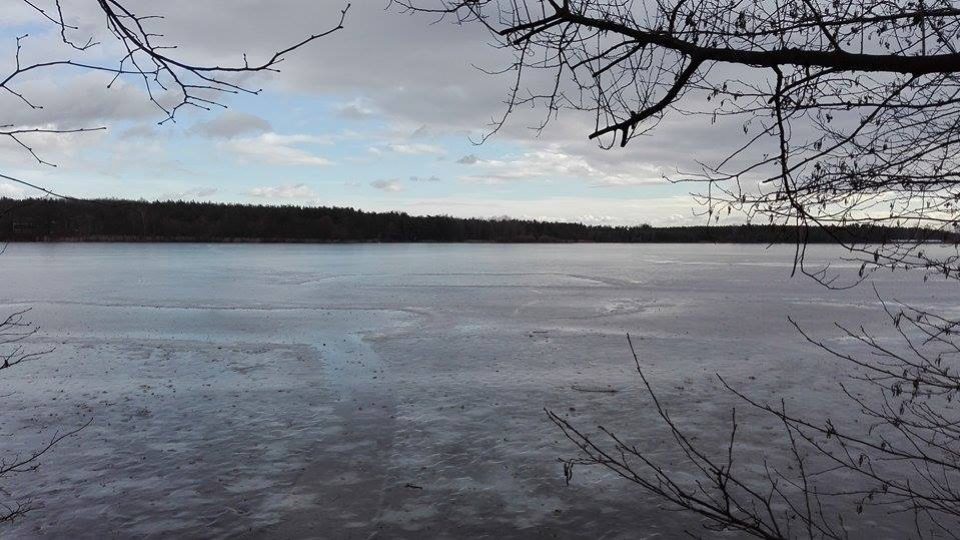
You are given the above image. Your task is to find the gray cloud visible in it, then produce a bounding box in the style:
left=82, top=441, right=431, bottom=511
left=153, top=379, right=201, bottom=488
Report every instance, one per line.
left=1, top=1, right=753, bottom=217
left=409, top=175, right=441, bottom=182
left=370, top=179, right=402, bottom=192
left=335, top=98, right=377, bottom=120
left=0, top=74, right=163, bottom=128
left=119, top=124, right=162, bottom=140
left=21, top=2, right=747, bottom=171
left=190, top=111, right=272, bottom=139
left=72, top=1, right=512, bottom=133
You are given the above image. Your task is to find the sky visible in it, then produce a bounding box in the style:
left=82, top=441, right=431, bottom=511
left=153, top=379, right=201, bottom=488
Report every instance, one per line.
left=0, top=1, right=742, bottom=226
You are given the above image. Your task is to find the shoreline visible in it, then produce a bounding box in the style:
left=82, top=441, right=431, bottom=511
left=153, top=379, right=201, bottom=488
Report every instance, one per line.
left=0, top=237, right=940, bottom=245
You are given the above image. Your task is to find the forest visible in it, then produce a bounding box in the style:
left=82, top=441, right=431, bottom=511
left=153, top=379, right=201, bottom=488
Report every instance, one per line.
left=0, top=198, right=950, bottom=244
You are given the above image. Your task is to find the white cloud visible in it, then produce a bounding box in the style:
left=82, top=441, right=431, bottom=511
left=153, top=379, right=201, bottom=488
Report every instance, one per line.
left=249, top=183, right=318, bottom=199
left=162, top=187, right=218, bottom=200
left=221, top=133, right=331, bottom=166
left=459, top=147, right=664, bottom=187
left=382, top=143, right=445, bottom=156
left=0, top=182, right=26, bottom=198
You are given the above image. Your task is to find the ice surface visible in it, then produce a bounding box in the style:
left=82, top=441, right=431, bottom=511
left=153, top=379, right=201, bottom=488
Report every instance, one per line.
left=0, top=243, right=952, bottom=538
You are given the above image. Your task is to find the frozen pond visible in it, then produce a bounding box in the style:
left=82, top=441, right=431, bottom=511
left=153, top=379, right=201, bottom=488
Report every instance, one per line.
left=0, top=243, right=953, bottom=538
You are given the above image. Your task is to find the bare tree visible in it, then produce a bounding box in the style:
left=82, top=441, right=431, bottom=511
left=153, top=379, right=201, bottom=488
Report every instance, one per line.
left=3, top=1, right=349, bottom=185
left=397, top=1, right=960, bottom=537
left=0, top=0, right=349, bottom=522
left=0, top=308, right=91, bottom=522
left=550, top=326, right=960, bottom=538
left=396, top=0, right=960, bottom=281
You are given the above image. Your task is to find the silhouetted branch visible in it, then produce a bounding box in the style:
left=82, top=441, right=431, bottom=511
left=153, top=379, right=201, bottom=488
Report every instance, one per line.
left=3, top=1, right=349, bottom=173
left=0, top=1, right=350, bottom=523
left=550, top=327, right=960, bottom=538
left=398, top=2, right=960, bottom=536
left=0, top=307, right=88, bottom=523
left=399, top=0, right=960, bottom=283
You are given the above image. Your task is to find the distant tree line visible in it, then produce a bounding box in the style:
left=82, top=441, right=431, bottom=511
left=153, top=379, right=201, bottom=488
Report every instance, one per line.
left=0, top=198, right=953, bottom=244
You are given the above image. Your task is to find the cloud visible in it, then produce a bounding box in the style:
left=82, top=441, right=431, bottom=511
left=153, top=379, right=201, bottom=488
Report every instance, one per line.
left=120, top=124, right=162, bottom=140
left=575, top=214, right=621, bottom=224
left=336, top=98, right=377, bottom=119
left=370, top=179, right=403, bottom=192
left=367, top=142, right=446, bottom=156
left=0, top=74, right=163, bottom=128
left=459, top=147, right=664, bottom=187
left=220, top=133, right=331, bottom=166
left=409, top=175, right=440, bottom=182
left=0, top=183, right=26, bottom=198
left=410, top=125, right=433, bottom=139
left=399, top=143, right=443, bottom=155
left=162, top=187, right=218, bottom=200
left=175, top=1, right=512, bottom=133
left=0, top=2, right=735, bottom=218
left=190, top=111, right=272, bottom=139
left=0, top=3, right=48, bottom=25
left=0, top=124, right=108, bottom=168
left=249, top=183, right=318, bottom=199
